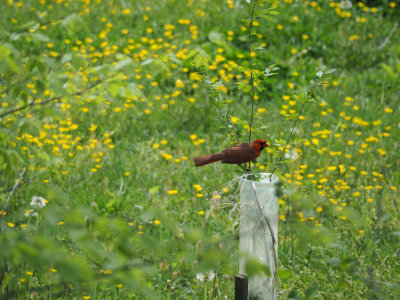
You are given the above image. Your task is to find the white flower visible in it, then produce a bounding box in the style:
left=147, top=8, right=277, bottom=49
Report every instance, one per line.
left=285, top=149, right=299, bottom=161
left=30, top=196, right=46, bottom=209
left=196, top=273, right=205, bottom=282
left=196, top=271, right=215, bottom=282
left=339, top=1, right=352, bottom=9
left=206, top=271, right=215, bottom=281
left=24, top=210, right=37, bottom=217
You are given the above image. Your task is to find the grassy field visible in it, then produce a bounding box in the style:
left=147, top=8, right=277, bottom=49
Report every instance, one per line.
left=1, top=0, right=399, bottom=298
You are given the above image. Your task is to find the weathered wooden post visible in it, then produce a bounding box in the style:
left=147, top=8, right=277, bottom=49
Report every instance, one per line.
left=238, top=173, right=279, bottom=300
left=235, top=274, right=248, bottom=300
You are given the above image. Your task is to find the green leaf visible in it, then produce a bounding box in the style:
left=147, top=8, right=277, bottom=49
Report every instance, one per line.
left=114, top=58, right=133, bottom=71
left=32, top=32, right=50, bottom=42
left=0, top=44, right=20, bottom=73
left=61, top=53, right=74, bottom=64
left=208, top=31, right=226, bottom=46
left=278, top=269, right=291, bottom=279
left=71, top=53, right=87, bottom=69
left=244, top=257, right=271, bottom=278
left=62, top=14, right=89, bottom=35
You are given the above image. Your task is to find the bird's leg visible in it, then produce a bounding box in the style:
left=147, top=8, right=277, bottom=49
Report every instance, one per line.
left=246, top=161, right=253, bottom=173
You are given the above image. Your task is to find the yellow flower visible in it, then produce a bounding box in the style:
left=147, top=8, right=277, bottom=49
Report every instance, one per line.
left=51, top=268, right=57, bottom=273
left=198, top=210, right=205, bottom=216
left=279, top=214, right=286, bottom=220
left=302, top=34, right=309, bottom=40
left=89, top=124, right=97, bottom=132
left=193, top=184, right=202, bottom=191
left=7, top=222, right=14, bottom=228
left=58, top=221, right=64, bottom=226
left=175, top=79, right=184, bottom=88
left=162, top=153, right=172, bottom=160
left=152, top=143, right=160, bottom=149
left=257, top=108, right=266, bottom=113
left=384, top=107, right=393, bottom=113
left=154, top=220, right=161, bottom=226
left=168, top=190, right=178, bottom=195
left=124, top=172, right=130, bottom=176
left=161, top=140, right=168, bottom=145
left=311, top=138, right=319, bottom=146
left=377, top=148, right=386, bottom=156
left=316, top=207, right=323, bottom=213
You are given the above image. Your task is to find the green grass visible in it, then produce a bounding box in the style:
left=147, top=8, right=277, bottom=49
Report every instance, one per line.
left=0, top=0, right=399, bottom=298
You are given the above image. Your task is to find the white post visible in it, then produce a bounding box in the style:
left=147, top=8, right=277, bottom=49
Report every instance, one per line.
left=239, top=173, right=279, bottom=300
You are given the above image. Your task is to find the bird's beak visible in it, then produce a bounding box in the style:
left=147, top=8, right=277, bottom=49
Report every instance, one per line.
left=263, top=143, right=269, bottom=149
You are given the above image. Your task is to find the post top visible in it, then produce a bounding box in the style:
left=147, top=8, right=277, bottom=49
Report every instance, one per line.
left=241, top=173, right=279, bottom=185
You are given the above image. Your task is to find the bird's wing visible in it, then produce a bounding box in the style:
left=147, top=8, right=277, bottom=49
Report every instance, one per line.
left=221, top=143, right=259, bottom=164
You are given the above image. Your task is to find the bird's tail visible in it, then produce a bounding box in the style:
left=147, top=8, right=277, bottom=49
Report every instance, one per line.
left=193, top=153, right=224, bottom=167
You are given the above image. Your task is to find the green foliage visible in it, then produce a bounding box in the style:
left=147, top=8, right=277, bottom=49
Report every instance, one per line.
left=0, top=0, right=399, bottom=298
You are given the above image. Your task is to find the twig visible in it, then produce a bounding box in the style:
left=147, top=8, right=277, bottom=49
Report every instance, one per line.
left=0, top=169, right=25, bottom=223
left=0, top=71, right=121, bottom=119
left=247, top=2, right=257, bottom=171
left=269, top=101, right=306, bottom=180
left=0, top=80, right=104, bottom=118
left=0, top=169, right=25, bottom=293
left=378, top=22, right=398, bottom=50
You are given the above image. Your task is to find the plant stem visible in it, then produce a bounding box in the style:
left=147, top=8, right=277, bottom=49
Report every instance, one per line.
left=247, top=2, right=257, bottom=171
left=0, top=168, right=25, bottom=223
left=270, top=101, right=306, bottom=180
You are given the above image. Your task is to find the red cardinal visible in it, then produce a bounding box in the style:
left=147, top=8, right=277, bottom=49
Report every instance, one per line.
left=193, top=139, right=269, bottom=167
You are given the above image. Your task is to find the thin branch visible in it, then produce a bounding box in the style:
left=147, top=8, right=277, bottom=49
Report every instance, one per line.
left=0, top=79, right=106, bottom=119
left=378, top=22, right=398, bottom=50
left=270, top=101, right=306, bottom=180
left=0, top=169, right=25, bottom=223
left=247, top=2, right=257, bottom=171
